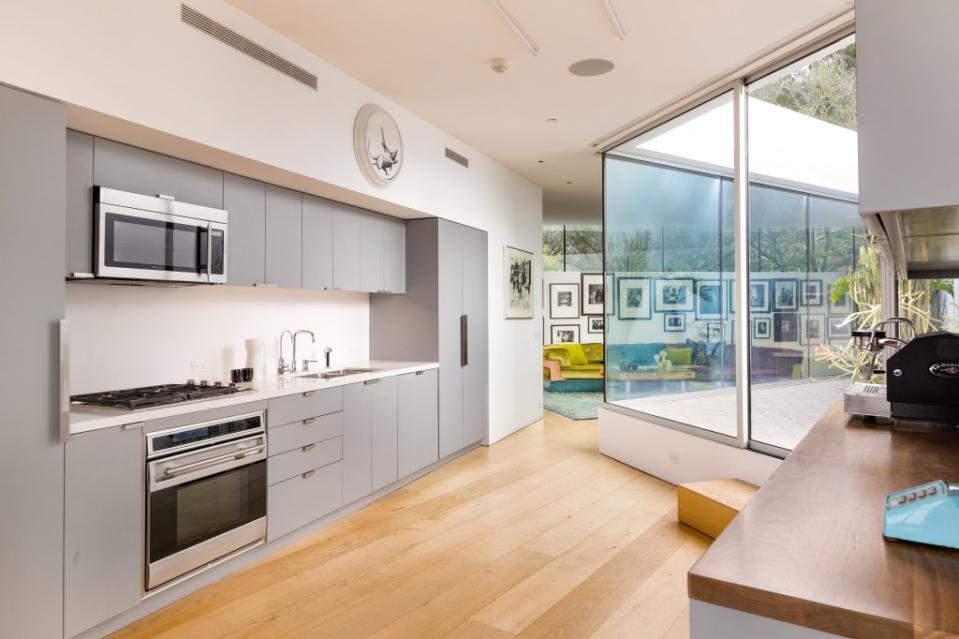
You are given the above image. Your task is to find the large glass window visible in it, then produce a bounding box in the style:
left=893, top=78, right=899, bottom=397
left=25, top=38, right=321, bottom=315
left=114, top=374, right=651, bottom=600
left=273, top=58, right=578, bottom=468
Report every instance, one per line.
left=543, top=224, right=603, bottom=272
left=747, top=36, right=860, bottom=451
left=605, top=92, right=737, bottom=439
left=603, top=34, right=870, bottom=454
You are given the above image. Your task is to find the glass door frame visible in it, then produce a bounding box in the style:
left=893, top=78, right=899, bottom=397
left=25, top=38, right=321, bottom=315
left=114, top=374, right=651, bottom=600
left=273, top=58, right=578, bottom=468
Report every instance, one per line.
left=601, top=23, right=857, bottom=459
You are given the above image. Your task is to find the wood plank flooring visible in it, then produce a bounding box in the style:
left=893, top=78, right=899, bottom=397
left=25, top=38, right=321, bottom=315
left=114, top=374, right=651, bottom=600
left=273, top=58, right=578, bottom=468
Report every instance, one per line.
left=111, top=412, right=708, bottom=639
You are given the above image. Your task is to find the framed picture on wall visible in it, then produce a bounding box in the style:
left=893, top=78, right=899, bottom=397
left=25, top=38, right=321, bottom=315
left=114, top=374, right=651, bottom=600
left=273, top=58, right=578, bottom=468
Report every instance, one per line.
left=828, top=314, right=852, bottom=339
left=752, top=316, right=772, bottom=340
left=749, top=280, right=770, bottom=313
left=588, top=317, right=605, bottom=334
left=605, top=273, right=615, bottom=317
left=551, top=324, right=580, bottom=344
left=801, top=279, right=823, bottom=307
left=504, top=246, right=533, bottom=319
left=772, top=279, right=799, bottom=311
left=654, top=278, right=695, bottom=313
left=696, top=279, right=724, bottom=320
left=773, top=312, right=799, bottom=342
left=829, top=291, right=852, bottom=314
left=800, top=314, right=825, bottom=345
left=706, top=321, right=723, bottom=343
left=581, top=272, right=604, bottom=315
left=617, top=277, right=651, bottom=320
left=549, top=283, right=580, bottom=319
left=663, top=313, right=686, bottom=332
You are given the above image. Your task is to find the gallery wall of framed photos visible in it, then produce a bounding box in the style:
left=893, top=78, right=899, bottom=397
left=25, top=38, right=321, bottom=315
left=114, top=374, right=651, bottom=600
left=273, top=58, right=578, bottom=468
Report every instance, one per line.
left=542, top=270, right=605, bottom=345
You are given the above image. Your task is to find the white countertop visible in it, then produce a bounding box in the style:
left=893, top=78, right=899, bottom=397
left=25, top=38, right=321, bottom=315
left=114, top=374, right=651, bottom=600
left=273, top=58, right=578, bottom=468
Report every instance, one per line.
left=69, top=361, right=439, bottom=435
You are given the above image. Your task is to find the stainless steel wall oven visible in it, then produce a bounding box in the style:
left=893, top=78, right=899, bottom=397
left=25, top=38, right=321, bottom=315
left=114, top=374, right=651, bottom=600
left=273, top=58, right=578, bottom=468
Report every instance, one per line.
left=145, top=411, right=266, bottom=591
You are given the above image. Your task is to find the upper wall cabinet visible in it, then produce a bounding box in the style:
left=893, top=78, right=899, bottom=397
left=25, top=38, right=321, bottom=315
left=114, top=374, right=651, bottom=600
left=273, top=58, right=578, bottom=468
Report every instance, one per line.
left=360, top=213, right=386, bottom=293
left=302, top=195, right=334, bottom=290
left=265, top=185, right=303, bottom=289
left=224, top=173, right=266, bottom=287
left=93, top=138, right=223, bottom=209
left=383, top=217, right=406, bottom=294
left=332, top=203, right=363, bottom=291
left=858, top=0, right=959, bottom=212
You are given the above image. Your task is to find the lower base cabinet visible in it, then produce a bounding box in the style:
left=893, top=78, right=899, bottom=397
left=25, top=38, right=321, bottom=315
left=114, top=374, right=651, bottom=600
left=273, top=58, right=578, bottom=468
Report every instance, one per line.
left=267, top=461, right=343, bottom=541
left=398, top=369, right=439, bottom=477
left=64, top=425, right=143, bottom=638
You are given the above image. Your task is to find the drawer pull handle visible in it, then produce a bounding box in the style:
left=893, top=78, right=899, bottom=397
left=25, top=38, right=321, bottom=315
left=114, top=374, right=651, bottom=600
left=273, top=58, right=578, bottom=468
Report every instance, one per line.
left=364, top=378, right=380, bottom=385
left=303, top=417, right=317, bottom=425
left=415, top=371, right=424, bottom=376
left=303, top=390, right=316, bottom=398
left=302, top=444, right=316, bottom=452
left=302, top=470, right=316, bottom=479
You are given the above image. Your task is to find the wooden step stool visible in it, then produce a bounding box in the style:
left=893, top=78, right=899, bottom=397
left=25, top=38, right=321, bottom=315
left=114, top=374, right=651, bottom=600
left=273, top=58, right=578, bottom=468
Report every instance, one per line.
left=677, top=479, right=758, bottom=539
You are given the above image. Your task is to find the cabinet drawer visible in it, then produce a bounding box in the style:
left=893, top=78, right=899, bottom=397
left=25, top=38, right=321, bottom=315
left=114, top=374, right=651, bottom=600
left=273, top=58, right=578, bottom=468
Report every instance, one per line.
left=267, top=461, right=342, bottom=541
left=268, top=436, right=342, bottom=486
left=268, top=387, right=343, bottom=426
left=269, top=412, right=343, bottom=456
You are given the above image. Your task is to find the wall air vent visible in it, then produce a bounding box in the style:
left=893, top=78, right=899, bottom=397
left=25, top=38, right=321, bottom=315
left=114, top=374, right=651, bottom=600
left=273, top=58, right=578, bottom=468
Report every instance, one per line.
left=181, top=4, right=318, bottom=90
left=445, top=147, right=470, bottom=168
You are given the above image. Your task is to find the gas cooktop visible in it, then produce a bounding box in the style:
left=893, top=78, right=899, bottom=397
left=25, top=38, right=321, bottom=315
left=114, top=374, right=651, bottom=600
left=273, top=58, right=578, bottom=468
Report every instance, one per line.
left=71, top=381, right=251, bottom=411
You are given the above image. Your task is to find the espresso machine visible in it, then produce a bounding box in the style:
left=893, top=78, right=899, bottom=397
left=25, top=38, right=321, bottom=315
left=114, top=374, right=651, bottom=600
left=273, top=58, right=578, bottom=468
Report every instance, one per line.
left=842, top=317, right=916, bottom=419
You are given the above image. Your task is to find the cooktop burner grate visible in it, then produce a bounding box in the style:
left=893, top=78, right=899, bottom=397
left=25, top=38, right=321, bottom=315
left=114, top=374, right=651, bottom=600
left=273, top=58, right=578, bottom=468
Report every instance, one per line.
left=71, top=382, right=247, bottom=410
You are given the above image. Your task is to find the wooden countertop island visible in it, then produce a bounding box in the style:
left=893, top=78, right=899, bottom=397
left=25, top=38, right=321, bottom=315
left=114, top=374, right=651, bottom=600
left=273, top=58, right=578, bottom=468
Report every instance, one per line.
left=688, top=404, right=959, bottom=639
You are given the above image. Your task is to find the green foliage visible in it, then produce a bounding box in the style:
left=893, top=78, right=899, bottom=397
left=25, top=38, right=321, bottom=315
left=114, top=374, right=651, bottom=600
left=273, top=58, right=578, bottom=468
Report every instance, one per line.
left=752, top=42, right=858, bottom=131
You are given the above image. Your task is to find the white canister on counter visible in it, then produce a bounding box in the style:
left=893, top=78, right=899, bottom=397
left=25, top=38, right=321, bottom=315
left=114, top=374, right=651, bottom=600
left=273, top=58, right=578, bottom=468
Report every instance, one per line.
left=245, top=338, right=266, bottom=380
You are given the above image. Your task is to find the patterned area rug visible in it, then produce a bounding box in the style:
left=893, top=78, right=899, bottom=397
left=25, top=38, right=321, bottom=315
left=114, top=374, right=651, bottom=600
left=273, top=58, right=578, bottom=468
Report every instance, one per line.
left=544, top=391, right=603, bottom=420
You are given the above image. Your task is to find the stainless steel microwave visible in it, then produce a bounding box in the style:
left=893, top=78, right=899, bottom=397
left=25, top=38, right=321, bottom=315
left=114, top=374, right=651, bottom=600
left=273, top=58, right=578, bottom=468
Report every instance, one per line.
left=95, top=186, right=228, bottom=284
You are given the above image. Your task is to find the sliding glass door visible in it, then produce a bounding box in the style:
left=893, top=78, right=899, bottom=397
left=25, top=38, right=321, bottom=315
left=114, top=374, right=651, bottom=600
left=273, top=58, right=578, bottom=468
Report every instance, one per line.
left=603, top=33, right=860, bottom=455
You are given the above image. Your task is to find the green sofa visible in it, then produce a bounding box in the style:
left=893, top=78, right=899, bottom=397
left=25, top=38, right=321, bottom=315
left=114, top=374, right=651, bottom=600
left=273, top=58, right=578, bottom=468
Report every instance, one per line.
left=543, top=342, right=604, bottom=380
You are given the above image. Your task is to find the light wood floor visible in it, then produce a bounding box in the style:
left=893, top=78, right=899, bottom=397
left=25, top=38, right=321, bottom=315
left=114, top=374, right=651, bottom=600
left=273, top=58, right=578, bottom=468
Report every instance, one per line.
left=112, top=412, right=708, bottom=639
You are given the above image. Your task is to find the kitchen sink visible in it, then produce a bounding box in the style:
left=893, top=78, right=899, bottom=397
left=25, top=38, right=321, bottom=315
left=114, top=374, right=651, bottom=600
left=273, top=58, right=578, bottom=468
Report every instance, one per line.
left=302, top=368, right=378, bottom=380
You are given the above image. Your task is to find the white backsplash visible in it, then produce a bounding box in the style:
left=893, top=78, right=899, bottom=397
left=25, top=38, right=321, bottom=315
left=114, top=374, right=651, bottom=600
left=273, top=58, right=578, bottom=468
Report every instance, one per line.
left=67, top=283, right=370, bottom=394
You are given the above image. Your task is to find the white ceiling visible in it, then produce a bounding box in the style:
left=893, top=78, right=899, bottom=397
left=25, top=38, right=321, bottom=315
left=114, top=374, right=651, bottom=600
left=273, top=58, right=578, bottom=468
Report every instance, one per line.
left=227, top=0, right=852, bottom=224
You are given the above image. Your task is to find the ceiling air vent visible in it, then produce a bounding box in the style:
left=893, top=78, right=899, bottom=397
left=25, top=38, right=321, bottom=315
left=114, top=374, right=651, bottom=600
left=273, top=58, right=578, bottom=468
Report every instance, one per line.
left=181, top=4, right=318, bottom=90
left=445, top=147, right=470, bottom=168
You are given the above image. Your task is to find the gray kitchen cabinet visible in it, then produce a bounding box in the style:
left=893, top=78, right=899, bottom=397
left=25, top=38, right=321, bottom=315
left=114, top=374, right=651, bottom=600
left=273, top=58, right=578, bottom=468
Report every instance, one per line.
left=461, top=227, right=489, bottom=445
left=341, top=381, right=373, bottom=503
left=64, top=426, right=142, bottom=638
left=360, top=212, right=386, bottom=293
left=383, top=217, right=407, bottom=294
left=332, top=203, right=363, bottom=291
left=858, top=0, right=959, bottom=213
left=265, top=184, right=303, bottom=289
left=342, top=376, right=399, bottom=501
left=370, top=376, right=398, bottom=491
left=66, top=129, right=94, bottom=277
left=0, top=84, right=66, bottom=639
left=437, top=220, right=467, bottom=457
left=397, top=369, right=439, bottom=478
left=223, top=173, right=266, bottom=286
left=370, top=219, right=489, bottom=459
left=302, top=194, right=334, bottom=289
left=267, top=387, right=342, bottom=427
left=93, top=136, right=223, bottom=208
left=267, top=460, right=342, bottom=541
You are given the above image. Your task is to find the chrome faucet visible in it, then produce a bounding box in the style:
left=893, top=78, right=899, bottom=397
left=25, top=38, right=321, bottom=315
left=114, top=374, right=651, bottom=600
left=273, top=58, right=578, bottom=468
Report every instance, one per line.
left=294, top=330, right=316, bottom=373
left=278, top=330, right=294, bottom=374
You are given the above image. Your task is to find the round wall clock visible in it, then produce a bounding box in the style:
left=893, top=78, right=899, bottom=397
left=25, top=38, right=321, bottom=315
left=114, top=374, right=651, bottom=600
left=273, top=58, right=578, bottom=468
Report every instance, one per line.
left=353, top=103, right=403, bottom=187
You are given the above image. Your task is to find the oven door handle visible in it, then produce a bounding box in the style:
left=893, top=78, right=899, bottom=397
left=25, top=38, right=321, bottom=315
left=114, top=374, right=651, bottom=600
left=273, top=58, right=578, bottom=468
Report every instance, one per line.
left=162, top=443, right=266, bottom=479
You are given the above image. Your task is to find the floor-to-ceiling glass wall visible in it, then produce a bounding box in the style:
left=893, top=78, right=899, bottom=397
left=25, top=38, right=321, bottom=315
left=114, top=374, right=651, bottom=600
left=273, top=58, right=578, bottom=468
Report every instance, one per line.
left=605, top=92, right=738, bottom=439
left=746, top=36, right=861, bottom=451
left=603, top=33, right=864, bottom=453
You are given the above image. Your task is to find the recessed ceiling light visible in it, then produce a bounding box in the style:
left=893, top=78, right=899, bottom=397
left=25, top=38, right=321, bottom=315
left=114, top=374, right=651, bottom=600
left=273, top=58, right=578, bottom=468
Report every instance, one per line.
left=538, top=160, right=544, bottom=163
left=546, top=118, right=558, bottom=124
left=569, top=58, right=615, bottom=77
left=566, top=180, right=573, bottom=185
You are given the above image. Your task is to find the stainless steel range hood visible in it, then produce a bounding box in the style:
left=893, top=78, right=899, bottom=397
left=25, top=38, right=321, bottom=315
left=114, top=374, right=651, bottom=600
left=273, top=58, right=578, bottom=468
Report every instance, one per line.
left=862, top=206, right=959, bottom=279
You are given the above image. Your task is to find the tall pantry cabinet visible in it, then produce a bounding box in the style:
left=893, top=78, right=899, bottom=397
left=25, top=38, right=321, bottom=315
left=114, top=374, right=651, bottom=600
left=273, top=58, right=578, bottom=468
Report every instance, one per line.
left=370, top=218, right=489, bottom=457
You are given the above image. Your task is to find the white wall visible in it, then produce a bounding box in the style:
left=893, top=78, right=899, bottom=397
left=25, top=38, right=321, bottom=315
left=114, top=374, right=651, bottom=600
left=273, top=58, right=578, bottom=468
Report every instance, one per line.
left=67, top=284, right=369, bottom=395
left=0, top=0, right=543, bottom=442
left=599, top=407, right=781, bottom=486
left=543, top=271, right=604, bottom=345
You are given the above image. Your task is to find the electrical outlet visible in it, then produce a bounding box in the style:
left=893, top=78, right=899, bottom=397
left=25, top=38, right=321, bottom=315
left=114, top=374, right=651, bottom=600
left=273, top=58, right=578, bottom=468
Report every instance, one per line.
left=669, top=452, right=680, bottom=465
left=190, top=360, right=208, bottom=375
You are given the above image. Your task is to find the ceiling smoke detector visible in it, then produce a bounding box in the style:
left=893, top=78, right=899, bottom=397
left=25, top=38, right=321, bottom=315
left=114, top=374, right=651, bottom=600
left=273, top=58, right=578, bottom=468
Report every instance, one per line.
left=569, top=58, right=615, bottom=77
left=490, top=57, right=510, bottom=74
